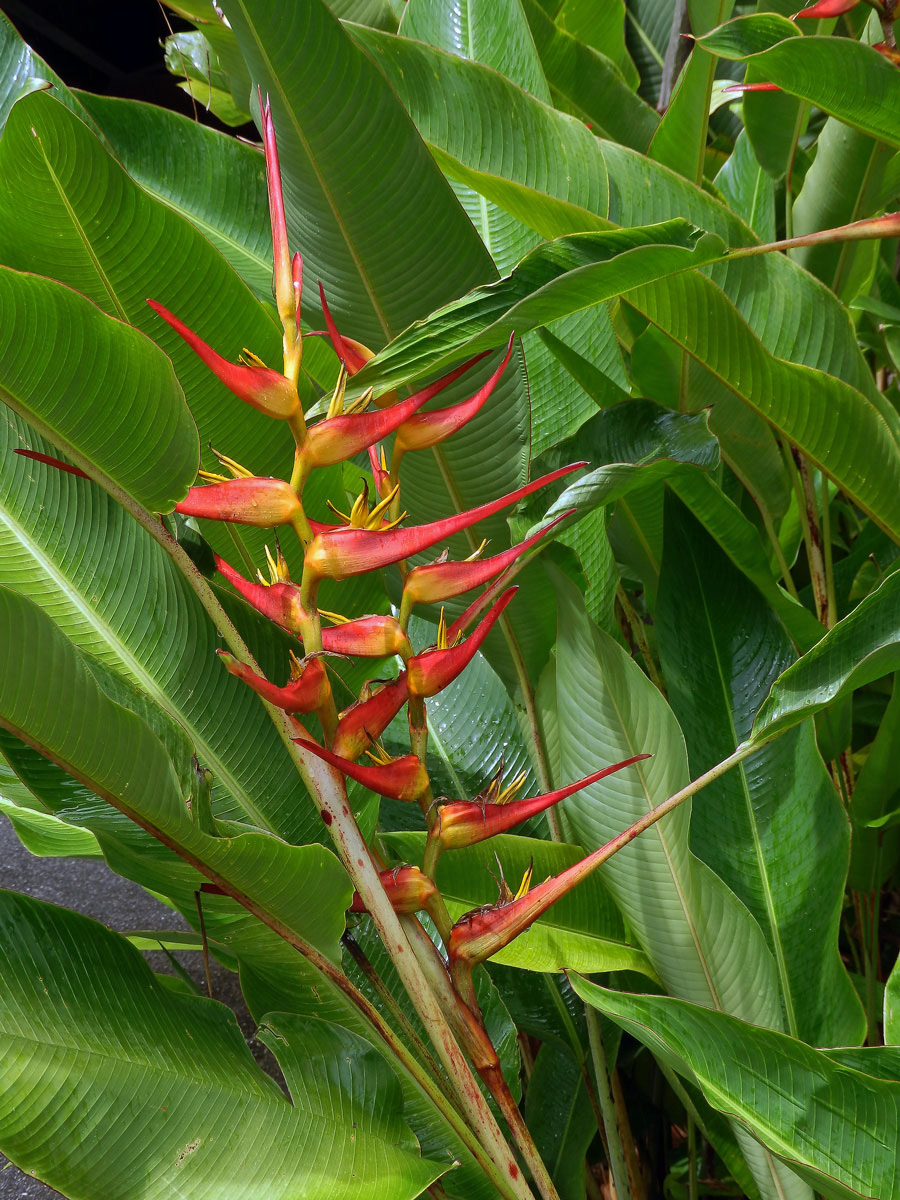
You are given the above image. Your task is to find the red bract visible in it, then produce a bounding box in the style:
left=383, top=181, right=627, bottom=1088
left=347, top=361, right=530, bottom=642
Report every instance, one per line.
left=433, top=756, right=651, bottom=851
left=14, top=449, right=90, bottom=479
left=297, top=353, right=490, bottom=474
left=294, top=739, right=430, bottom=802
left=147, top=301, right=300, bottom=420
left=349, top=865, right=437, bottom=916
left=407, top=587, right=516, bottom=699
left=392, top=337, right=514, bottom=459
left=217, top=650, right=329, bottom=714
left=401, top=513, right=570, bottom=618
left=333, top=674, right=410, bottom=760
left=320, top=614, right=412, bottom=659
left=318, top=281, right=372, bottom=375
left=214, top=554, right=308, bottom=632
left=793, top=0, right=858, bottom=15
left=261, top=96, right=296, bottom=331
left=303, top=463, right=585, bottom=582
left=176, top=478, right=302, bottom=527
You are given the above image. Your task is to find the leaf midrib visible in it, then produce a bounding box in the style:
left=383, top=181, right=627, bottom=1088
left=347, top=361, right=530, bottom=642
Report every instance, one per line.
left=687, top=538, right=797, bottom=1037
left=0, top=504, right=271, bottom=830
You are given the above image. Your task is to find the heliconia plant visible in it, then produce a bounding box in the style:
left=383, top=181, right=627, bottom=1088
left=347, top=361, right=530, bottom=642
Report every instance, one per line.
left=2, top=2, right=900, bottom=1199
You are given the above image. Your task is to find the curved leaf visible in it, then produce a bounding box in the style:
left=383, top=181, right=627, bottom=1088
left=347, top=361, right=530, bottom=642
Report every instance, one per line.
left=0, top=267, right=197, bottom=512
left=698, top=13, right=900, bottom=151
left=0, top=88, right=337, bottom=576
left=752, top=570, right=900, bottom=741
left=657, top=496, right=863, bottom=1047
left=0, top=416, right=322, bottom=842
left=573, top=978, right=900, bottom=1200
left=548, top=573, right=810, bottom=1200
left=354, top=222, right=725, bottom=393
left=0, top=583, right=351, bottom=960
left=0, top=891, right=442, bottom=1200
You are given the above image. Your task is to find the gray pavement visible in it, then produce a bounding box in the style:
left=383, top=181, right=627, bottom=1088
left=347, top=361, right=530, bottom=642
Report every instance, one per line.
left=0, top=815, right=273, bottom=1198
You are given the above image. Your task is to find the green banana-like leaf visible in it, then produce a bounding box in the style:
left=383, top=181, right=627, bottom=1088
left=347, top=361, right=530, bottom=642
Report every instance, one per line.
left=0, top=88, right=342, bottom=577
left=752, top=570, right=900, bottom=741
left=571, top=977, right=900, bottom=1200
left=887, top=950, right=900, bottom=1045
left=791, top=117, right=895, bottom=302
left=79, top=91, right=272, bottom=300
left=548, top=573, right=811, bottom=1200
left=0, top=755, right=100, bottom=859
left=656, top=496, right=863, bottom=1047
left=0, top=268, right=197, bottom=512
left=0, top=414, right=321, bottom=841
left=0, top=583, right=351, bottom=956
left=521, top=0, right=659, bottom=151
left=626, top=269, right=900, bottom=542
left=671, top=472, right=823, bottom=651
left=220, top=0, right=531, bottom=588
left=523, top=1042, right=596, bottom=1200
left=398, top=0, right=620, bottom=458
left=0, top=890, right=442, bottom=1199
left=384, top=832, right=655, bottom=977
left=532, top=401, right=721, bottom=528
left=698, top=13, right=900, bottom=151
left=0, top=8, right=92, bottom=130
left=714, top=131, right=776, bottom=241
left=349, top=19, right=876, bottom=391
left=353, top=221, right=725, bottom=393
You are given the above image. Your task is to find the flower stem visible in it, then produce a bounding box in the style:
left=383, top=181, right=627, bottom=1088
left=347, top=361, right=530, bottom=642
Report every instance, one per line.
left=585, top=1008, right=633, bottom=1200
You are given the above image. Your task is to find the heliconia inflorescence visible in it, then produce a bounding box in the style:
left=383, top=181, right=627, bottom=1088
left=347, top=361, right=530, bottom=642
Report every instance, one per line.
left=139, top=99, right=649, bottom=1030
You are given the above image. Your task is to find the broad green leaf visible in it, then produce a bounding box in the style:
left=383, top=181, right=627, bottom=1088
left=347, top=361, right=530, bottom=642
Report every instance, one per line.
left=572, top=978, right=900, bottom=1200
left=631, top=321, right=790, bottom=521
left=714, top=130, right=776, bottom=242
left=656, top=497, right=863, bottom=1047
left=738, top=0, right=809, bottom=181
left=625, top=269, right=900, bottom=541
left=0, top=268, right=197, bottom=512
left=75, top=92, right=338, bottom=393
left=852, top=676, right=900, bottom=829
left=164, top=30, right=253, bottom=125
left=0, top=88, right=340, bottom=578
left=78, top=92, right=271, bottom=297
left=699, top=13, right=900, bottom=150
left=648, top=0, right=735, bottom=182
left=0, top=584, right=352, bottom=960
left=221, top=0, right=532, bottom=628
left=791, top=117, right=895, bottom=302
left=399, top=0, right=613, bottom=457
left=533, top=400, right=721, bottom=528
left=671, top=472, right=823, bottom=651
left=355, top=22, right=882, bottom=405
left=0, top=9, right=93, bottom=130
left=752, top=570, right=900, bottom=740
left=521, top=0, right=659, bottom=151
left=0, top=791, right=100, bottom=860
left=1, top=416, right=322, bottom=842
left=353, top=222, right=726, bottom=393
left=0, top=890, right=442, bottom=1199
left=384, top=831, right=655, bottom=977
left=550, top=577, right=809, bottom=1200
left=887, top=950, right=900, bottom=1045
left=524, top=1043, right=596, bottom=1200
left=553, top=0, right=638, bottom=88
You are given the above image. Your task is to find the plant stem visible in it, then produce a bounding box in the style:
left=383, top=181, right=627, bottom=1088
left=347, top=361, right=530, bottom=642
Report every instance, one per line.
left=585, top=1008, right=634, bottom=1200
left=341, top=930, right=451, bottom=1095
left=114, top=500, right=538, bottom=1200
left=792, top=447, right=832, bottom=628
left=480, top=1062, right=562, bottom=1200
left=615, top=584, right=665, bottom=694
